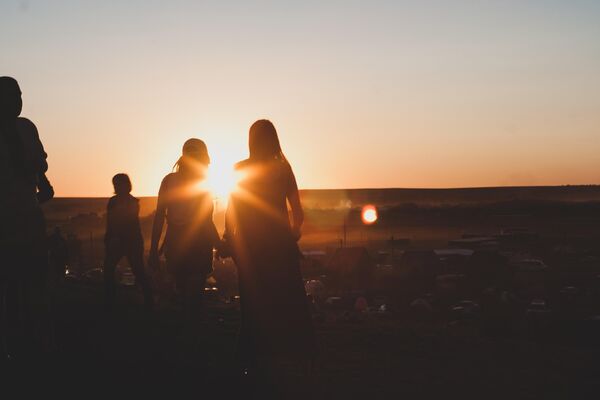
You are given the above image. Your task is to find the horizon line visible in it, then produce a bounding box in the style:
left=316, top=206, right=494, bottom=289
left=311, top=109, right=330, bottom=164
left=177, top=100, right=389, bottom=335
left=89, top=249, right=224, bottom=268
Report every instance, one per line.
left=51, top=183, right=600, bottom=199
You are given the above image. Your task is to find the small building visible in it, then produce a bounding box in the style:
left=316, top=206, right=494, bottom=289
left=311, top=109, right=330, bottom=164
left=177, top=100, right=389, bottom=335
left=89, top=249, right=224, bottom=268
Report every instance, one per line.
left=326, top=247, right=375, bottom=290
left=448, top=237, right=499, bottom=250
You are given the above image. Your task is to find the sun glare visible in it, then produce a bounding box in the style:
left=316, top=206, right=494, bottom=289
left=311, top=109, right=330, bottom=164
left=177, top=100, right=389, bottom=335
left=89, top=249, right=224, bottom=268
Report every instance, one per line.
left=206, top=155, right=240, bottom=207
left=361, top=204, right=378, bottom=225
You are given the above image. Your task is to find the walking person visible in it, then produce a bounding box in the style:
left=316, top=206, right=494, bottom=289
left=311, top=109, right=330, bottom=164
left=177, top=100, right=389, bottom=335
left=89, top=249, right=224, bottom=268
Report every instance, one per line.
left=149, top=139, right=219, bottom=320
left=103, top=173, right=154, bottom=310
left=223, top=119, right=316, bottom=377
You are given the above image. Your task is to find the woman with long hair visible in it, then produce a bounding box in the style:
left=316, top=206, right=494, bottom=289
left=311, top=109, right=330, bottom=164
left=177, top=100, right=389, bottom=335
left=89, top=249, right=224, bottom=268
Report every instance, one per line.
left=149, top=139, right=219, bottom=319
left=224, top=119, right=316, bottom=374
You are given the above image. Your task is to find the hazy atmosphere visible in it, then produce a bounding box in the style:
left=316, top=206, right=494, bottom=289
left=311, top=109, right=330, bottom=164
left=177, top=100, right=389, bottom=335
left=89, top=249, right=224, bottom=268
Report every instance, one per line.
left=2, top=0, right=599, bottom=196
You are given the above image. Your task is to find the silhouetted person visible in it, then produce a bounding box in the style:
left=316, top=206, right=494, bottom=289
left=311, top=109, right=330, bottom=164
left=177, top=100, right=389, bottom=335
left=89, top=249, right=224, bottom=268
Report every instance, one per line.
left=223, top=119, right=316, bottom=375
left=103, top=173, right=154, bottom=309
left=48, top=227, right=69, bottom=283
left=0, top=76, right=53, bottom=358
left=149, top=139, right=219, bottom=320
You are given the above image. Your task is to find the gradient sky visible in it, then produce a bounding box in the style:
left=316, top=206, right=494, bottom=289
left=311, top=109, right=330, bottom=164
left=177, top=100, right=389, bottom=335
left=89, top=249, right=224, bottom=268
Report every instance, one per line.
left=2, top=0, right=599, bottom=197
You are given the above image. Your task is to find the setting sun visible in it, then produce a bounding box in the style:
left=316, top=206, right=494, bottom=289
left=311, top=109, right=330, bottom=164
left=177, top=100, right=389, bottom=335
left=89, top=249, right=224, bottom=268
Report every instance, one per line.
left=205, top=152, right=241, bottom=205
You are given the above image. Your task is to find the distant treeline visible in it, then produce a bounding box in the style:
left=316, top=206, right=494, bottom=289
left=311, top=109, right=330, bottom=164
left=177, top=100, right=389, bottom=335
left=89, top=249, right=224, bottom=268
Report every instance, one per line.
left=43, top=185, right=600, bottom=218
left=299, top=185, right=600, bottom=209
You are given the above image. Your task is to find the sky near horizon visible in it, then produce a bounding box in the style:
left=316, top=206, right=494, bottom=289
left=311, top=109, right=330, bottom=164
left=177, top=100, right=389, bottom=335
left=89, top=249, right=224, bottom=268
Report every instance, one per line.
left=2, top=0, right=599, bottom=197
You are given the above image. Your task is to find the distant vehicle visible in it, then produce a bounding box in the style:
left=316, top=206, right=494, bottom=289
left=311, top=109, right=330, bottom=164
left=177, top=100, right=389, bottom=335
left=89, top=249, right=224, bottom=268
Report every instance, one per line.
left=305, top=279, right=325, bottom=300
left=324, top=296, right=346, bottom=310
left=410, top=298, right=433, bottom=313
left=81, top=268, right=104, bottom=284
left=448, top=237, right=498, bottom=250
left=526, top=299, right=551, bottom=315
left=499, top=228, right=539, bottom=244
left=203, top=286, right=220, bottom=302
left=450, top=300, right=480, bottom=320
left=64, top=266, right=81, bottom=282
left=512, top=259, right=548, bottom=271
left=500, top=227, right=537, bottom=236
left=119, top=270, right=136, bottom=286
left=559, top=286, right=579, bottom=296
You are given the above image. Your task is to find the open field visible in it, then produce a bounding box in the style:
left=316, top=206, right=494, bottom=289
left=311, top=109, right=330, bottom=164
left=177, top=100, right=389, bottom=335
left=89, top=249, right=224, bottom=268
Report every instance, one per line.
left=3, top=280, right=600, bottom=398
left=14, top=185, right=599, bottom=397
left=42, top=185, right=600, bottom=266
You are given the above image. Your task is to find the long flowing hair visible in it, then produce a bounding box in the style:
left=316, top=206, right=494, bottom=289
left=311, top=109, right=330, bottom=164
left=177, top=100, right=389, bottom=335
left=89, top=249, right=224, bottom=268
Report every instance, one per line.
left=173, top=138, right=210, bottom=178
left=248, top=119, right=287, bottom=163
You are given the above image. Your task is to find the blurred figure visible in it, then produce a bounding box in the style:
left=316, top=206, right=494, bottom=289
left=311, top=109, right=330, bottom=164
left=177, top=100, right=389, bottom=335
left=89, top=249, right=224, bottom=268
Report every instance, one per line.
left=224, top=119, right=316, bottom=374
left=67, top=233, right=83, bottom=273
left=149, top=139, right=219, bottom=319
left=0, top=76, right=53, bottom=358
left=48, top=227, right=69, bottom=283
left=103, top=173, right=154, bottom=309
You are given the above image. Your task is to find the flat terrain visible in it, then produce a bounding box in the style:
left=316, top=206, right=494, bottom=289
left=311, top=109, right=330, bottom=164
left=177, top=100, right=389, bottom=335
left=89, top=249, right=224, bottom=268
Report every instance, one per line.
left=5, top=186, right=599, bottom=397
left=3, top=281, right=600, bottom=398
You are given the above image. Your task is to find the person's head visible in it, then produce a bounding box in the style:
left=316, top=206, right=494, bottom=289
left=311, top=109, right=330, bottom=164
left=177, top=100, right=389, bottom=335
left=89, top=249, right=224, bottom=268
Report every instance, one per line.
left=175, top=138, right=210, bottom=177
left=0, top=77, right=22, bottom=121
left=248, top=119, right=285, bottom=162
left=112, top=173, right=132, bottom=195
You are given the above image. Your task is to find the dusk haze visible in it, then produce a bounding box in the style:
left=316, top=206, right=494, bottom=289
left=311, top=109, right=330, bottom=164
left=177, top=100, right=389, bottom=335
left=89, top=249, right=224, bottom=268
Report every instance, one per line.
left=2, top=0, right=599, bottom=196
left=2, top=1, right=600, bottom=398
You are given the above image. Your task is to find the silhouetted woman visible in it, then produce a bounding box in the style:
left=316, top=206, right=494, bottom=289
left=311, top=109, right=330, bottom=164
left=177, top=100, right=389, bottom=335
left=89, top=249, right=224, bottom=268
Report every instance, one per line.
left=104, top=173, right=154, bottom=309
left=224, top=119, right=316, bottom=373
left=0, top=77, right=53, bottom=356
left=150, top=139, right=219, bottom=318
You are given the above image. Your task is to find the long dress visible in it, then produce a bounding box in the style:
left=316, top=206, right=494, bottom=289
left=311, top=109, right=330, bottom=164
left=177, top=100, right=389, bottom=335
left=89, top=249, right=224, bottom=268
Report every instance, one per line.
left=226, top=158, right=316, bottom=363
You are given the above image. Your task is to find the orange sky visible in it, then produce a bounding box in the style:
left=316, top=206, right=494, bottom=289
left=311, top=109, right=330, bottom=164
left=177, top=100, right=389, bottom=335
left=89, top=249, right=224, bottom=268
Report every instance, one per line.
left=2, top=1, right=599, bottom=197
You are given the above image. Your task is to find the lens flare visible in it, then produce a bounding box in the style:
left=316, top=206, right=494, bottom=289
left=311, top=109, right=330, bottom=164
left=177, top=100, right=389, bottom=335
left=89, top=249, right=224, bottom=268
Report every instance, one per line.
left=361, top=204, right=378, bottom=225
left=205, top=158, right=240, bottom=206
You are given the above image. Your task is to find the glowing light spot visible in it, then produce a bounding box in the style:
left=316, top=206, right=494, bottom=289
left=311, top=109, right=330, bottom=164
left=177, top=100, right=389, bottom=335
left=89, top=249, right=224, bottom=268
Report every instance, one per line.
left=205, top=157, right=240, bottom=206
left=361, top=205, right=378, bottom=224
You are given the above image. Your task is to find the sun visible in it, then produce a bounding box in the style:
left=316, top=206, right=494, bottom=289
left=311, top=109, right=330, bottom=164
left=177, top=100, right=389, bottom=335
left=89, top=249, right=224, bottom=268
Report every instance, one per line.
left=205, top=153, right=240, bottom=206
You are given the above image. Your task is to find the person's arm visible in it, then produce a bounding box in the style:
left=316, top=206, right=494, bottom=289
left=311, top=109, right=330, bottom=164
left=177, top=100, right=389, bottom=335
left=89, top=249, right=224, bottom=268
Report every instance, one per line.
left=206, top=195, right=220, bottom=247
left=104, top=198, right=114, bottom=246
left=149, top=177, right=169, bottom=266
left=19, top=118, right=48, bottom=174
left=286, top=163, right=304, bottom=241
left=36, top=173, right=54, bottom=204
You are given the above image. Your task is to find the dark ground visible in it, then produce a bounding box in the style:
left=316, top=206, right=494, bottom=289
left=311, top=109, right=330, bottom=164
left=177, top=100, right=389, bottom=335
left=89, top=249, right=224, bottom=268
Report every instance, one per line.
left=3, top=281, right=600, bottom=399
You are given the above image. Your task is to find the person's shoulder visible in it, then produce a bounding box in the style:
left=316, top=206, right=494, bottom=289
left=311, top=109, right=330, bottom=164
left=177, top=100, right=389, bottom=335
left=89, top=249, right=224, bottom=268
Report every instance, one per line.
left=280, top=159, right=293, bottom=173
left=159, top=173, right=177, bottom=188
left=234, top=159, right=252, bottom=171
left=127, top=193, right=140, bottom=203
left=16, top=117, right=38, bottom=130
left=272, top=159, right=293, bottom=177
left=107, top=195, right=117, bottom=207
left=162, top=172, right=177, bottom=183
left=16, top=117, right=40, bottom=139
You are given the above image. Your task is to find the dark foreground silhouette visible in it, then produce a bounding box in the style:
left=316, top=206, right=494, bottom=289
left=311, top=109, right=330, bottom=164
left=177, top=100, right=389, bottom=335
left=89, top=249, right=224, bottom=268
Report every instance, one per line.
left=2, top=280, right=600, bottom=398
left=103, top=173, right=153, bottom=309
left=1, top=76, right=53, bottom=358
